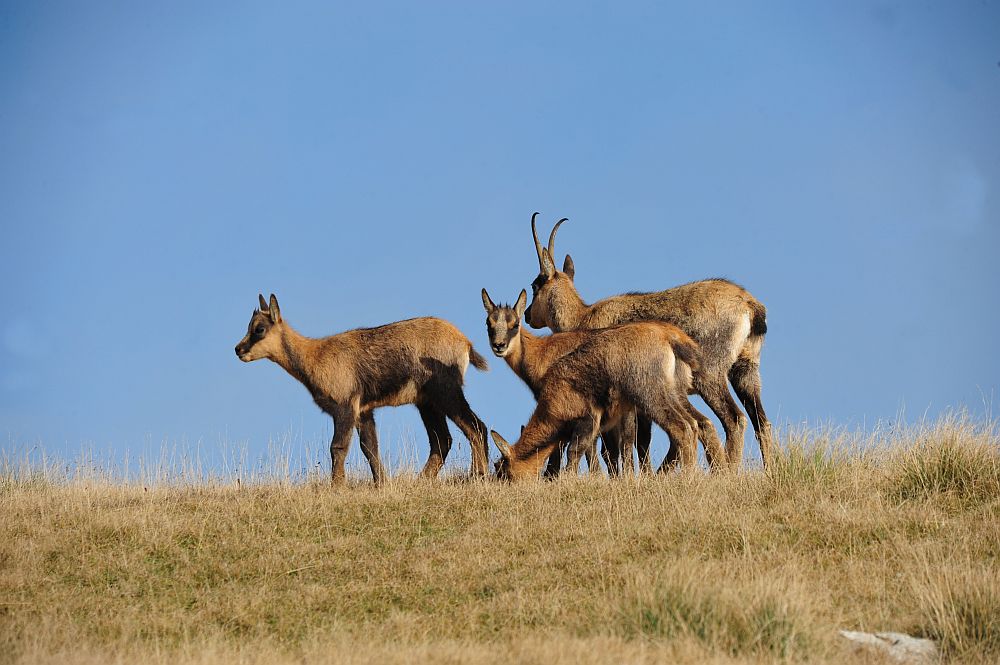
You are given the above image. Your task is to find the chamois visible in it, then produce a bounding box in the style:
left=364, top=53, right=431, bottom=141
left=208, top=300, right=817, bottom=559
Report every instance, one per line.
left=235, top=294, right=490, bottom=484
left=484, top=288, right=727, bottom=475
left=482, top=288, right=606, bottom=475
left=525, top=214, right=774, bottom=470
left=490, top=321, right=706, bottom=481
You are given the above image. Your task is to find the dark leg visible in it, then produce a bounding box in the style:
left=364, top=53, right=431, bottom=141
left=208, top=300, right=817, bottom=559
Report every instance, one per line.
left=600, top=426, right=621, bottom=477
left=564, top=436, right=586, bottom=474
left=695, top=373, right=748, bottom=472
left=636, top=414, right=654, bottom=475
left=660, top=437, right=680, bottom=473
left=619, top=412, right=637, bottom=476
left=444, top=391, right=489, bottom=476
left=684, top=401, right=726, bottom=472
left=544, top=443, right=563, bottom=479
left=653, top=402, right=698, bottom=474
left=329, top=403, right=359, bottom=485
left=583, top=438, right=598, bottom=474
left=562, top=417, right=602, bottom=477
left=356, top=411, right=387, bottom=485
left=729, top=358, right=775, bottom=469
left=417, top=404, right=452, bottom=479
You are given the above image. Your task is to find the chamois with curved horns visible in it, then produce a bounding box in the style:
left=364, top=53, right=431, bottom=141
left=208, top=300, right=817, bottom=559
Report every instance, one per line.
left=525, top=214, right=774, bottom=470
left=490, top=321, right=707, bottom=481
left=235, top=294, right=491, bottom=484
left=484, top=288, right=727, bottom=475
left=482, top=288, right=604, bottom=476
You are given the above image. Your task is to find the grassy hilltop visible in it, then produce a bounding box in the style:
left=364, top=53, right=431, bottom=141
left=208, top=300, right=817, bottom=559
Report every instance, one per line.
left=2, top=418, right=998, bottom=664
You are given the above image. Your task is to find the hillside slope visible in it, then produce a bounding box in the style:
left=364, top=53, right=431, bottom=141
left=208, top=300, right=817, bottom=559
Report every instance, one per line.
left=2, top=419, right=998, bottom=664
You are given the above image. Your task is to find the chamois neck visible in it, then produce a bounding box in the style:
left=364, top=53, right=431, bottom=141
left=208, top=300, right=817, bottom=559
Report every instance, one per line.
left=512, top=328, right=545, bottom=392
left=511, top=417, right=561, bottom=476
left=551, top=286, right=588, bottom=332
left=271, top=324, right=322, bottom=390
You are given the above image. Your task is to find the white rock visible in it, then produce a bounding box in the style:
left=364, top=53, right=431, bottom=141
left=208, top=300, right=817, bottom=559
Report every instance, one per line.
left=839, top=630, right=938, bottom=663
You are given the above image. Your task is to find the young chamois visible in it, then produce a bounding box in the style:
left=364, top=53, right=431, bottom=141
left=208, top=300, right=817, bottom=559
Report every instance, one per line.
left=490, top=321, right=706, bottom=481
left=524, top=214, right=774, bottom=471
left=235, top=294, right=490, bottom=484
left=482, top=288, right=607, bottom=476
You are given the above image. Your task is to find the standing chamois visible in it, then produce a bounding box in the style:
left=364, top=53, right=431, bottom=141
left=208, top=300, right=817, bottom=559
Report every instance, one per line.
left=235, top=294, right=490, bottom=484
left=482, top=288, right=602, bottom=475
left=490, top=321, right=706, bottom=481
left=524, top=214, right=774, bottom=471
left=483, top=288, right=727, bottom=475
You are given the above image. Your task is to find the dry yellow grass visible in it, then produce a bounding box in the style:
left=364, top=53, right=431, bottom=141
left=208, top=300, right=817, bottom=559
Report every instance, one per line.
left=2, top=417, right=998, bottom=664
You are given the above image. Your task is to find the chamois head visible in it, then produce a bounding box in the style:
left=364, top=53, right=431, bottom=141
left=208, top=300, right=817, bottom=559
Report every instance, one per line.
left=481, top=288, right=527, bottom=358
left=490, top=430, right=539, bottom=482
left=235, top=294, right=283, bottom=362
left=524, top=212, right=577, bottom=330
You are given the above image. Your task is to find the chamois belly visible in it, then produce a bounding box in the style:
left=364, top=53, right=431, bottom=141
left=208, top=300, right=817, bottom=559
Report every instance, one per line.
left=365, top=380, right=421, bottom=409
left=601, top=398, right=634, bottom=432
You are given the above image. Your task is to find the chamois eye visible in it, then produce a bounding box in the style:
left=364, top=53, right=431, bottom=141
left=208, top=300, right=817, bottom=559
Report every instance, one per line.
left=255, top=326, right=266, bottom=335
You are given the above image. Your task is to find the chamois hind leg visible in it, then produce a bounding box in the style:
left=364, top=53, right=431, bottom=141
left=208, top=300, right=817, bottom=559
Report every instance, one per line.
left=621, top=413, right=637, bottom=476
left=583, top=438, right=599, bottom=474
left=695, top=372, right=748, bottom=472
left=417, top=404, right=452, bottom=479
left=441, top=390, right=489, bottom=477
left=684, top=401, right=727, bottom=473
left=562, top=416, right=602, bottom=477
left=636, top=414, right=653, bottom=475
left=600, top=426, right=622, bottom=477
left=356, top=411, right=387, bottom=485
left=329, top=402, right=360, bottom=485
left=652, top=400, right=698, bottom=474
left=729, top=358, right=775, bottom=469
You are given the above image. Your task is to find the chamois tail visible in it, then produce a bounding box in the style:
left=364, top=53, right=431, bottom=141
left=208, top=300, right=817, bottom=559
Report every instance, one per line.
left=469, top=346, right=489, bottom=372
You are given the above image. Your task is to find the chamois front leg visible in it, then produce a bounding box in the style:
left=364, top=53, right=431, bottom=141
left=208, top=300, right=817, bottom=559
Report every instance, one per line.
left=356, top=411, right=387, bottom=485
left=329, top=402, right=359, bottom=485
left=563, top=417, right=602, bottom=477
left=543, top=442, right=563, bottom=479
left=619, top=411, right=637, bottom=476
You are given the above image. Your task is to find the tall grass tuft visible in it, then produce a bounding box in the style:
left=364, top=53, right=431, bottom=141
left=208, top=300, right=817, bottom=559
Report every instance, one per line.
left=616, top=569, right=814, bottom=660
left=888, top=416, right=1000, bottom=507
left=911, top=562, right=1000, bottom=663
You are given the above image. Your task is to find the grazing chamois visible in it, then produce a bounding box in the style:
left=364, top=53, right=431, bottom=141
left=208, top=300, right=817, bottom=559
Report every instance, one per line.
left=482, top=288, right=604, bottom=475
left=234, top=294, right=490, bottom=484
left=490, top=321, right=706, bottom=481
left=525, top=214, right=774, bottom=471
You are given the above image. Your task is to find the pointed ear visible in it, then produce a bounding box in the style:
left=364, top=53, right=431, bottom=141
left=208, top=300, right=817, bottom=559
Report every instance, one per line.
left=562, top=254, right=575, bottom=280
left=481, top=288, right=495, bottom=313
left=541, top=250, right=556, bottom=278
left=258, top=294, right=268, bottom=311
left=268, top=294, right=281, bottom=323
left=514, top=289, right=527, bottom=318
left=490, top=430, right=513, bottom=459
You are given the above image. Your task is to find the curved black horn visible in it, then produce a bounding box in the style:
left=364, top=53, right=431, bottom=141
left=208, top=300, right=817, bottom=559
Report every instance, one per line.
left=531, top=212, right=553, bottom=274
left=547, top=217, right=568, bottom=259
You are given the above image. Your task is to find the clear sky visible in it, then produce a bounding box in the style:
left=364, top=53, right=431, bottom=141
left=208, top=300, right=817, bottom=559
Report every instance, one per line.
left=2, top=2, right=998, bottom=474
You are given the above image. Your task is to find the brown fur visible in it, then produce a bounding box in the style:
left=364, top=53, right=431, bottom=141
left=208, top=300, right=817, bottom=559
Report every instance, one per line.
left=235, top=294, right=490, bottom=484
left=482, top=288, right=602, bottom=475
left=490, top=322, right=705, bottom=481
left=524, top=216, right=775, bottom=469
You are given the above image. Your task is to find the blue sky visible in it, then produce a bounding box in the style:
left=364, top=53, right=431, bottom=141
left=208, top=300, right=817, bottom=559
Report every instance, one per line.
left=2, top=2, right=998, bottom=473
